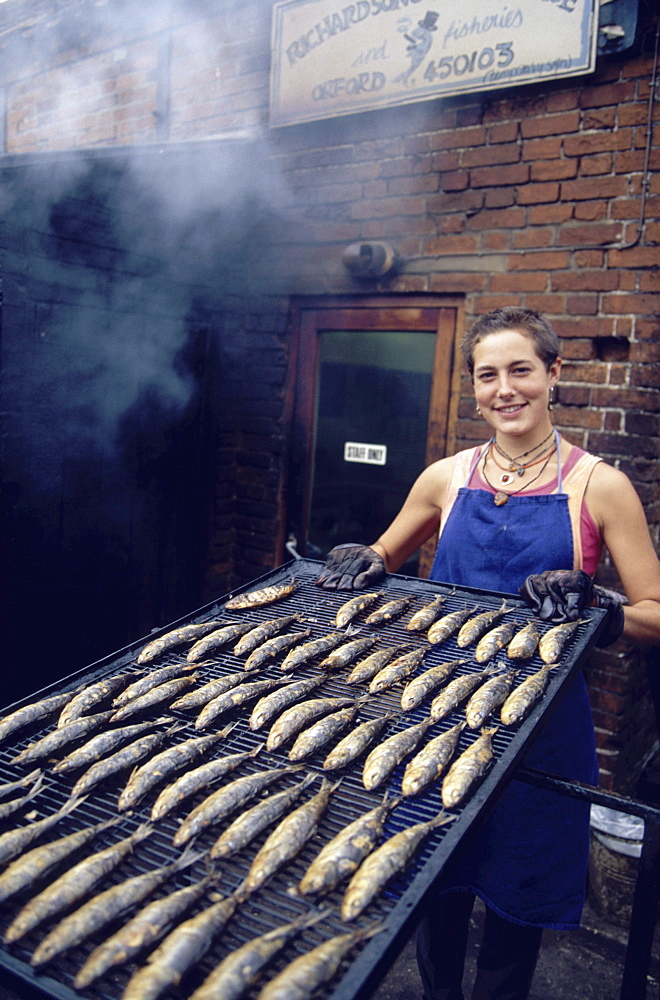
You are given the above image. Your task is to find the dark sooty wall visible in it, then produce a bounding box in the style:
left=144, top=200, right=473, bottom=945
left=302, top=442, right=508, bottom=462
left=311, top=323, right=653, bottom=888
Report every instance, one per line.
left=0, top=148, right=270, bottom=704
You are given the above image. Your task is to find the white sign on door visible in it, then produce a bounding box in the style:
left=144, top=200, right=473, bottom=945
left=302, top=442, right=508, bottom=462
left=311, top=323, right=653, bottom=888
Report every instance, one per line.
left=344, top=441, right=388, bottom=465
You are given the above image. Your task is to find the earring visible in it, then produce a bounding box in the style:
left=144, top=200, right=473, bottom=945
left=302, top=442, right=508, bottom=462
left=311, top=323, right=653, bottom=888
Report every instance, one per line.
left=475, top=403, right=482, bottom=416
left=548, top=385, right=556, bottom=411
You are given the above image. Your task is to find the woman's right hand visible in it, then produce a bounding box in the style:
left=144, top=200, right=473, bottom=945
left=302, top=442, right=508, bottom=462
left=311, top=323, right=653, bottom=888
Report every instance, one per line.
left=315, top=544, right=386, bottom=590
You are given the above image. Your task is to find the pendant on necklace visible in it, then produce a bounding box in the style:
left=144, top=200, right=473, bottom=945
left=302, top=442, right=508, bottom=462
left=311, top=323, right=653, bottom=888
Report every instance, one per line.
left=494, top=491, right=509, bottom=506
left=499, top=472, right=516, bottom=487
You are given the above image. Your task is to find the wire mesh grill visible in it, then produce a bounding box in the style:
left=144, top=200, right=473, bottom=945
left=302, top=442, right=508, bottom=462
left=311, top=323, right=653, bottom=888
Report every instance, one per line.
left=0, top=560, right=605, bottom=1000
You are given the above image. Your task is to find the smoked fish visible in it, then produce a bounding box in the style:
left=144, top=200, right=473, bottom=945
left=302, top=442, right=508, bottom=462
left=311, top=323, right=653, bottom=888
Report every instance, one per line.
left=506, top=621, right=542, bottom=660
left=280, top=632, right=347, bottom=673
left=70, top=725, right=183, bottom=799
left=427, top=605, right=479, bottom=645
left=57, top=674, right=134, bottom=727
left=474, top=621, right=517, bottom=664
left=209, top=773, right=317, bottom=860
left=345, top=644, right=412, bottom=686
left=137, top=621, right=227, bottom=665
left=195, top=677, right=287, bottom=730
left=249, top=676, right=325, bottom=732
left=173, top=766, right=302, bottom=847
left=266, top=696, right=354, bottom=753
left=457, top=603, right=511, bottom=648
left=255, top=923, right=384, bottom=1000
left=429, top=669, right=494, bottom=723
left=4, top=823, right=152, bottom=943
left=118, top=730, right=230, bottom=812
left=74, top=876, right=217, bottom=990
left=0, top=795, right=84, bottom=868
left=0, top=816, right=121, bottom=905
left=500, top=664, right=557, bottom=726
left=121, top=891, right=241, bottom=1000
left=113, top=665, right=191, bottom=709
left=400, top=659, right=468, bottom=712
left=150, top=743, right=259, bottom=822
left=364, top=595, right=414, bottom=626
left=234, top=615, right=304, bottom=657
left=401, top=721, right=466, bottom=797
left=319, top=635, right=379, bottom=672
left=0, top=690, right=77, bottom=744
left=239, top=778, right=340, bottom=897
left=335, top=591, right=383, bottom=628
left=225, top=579, right=298, bottom=610
left=538, top=620, right=587, bottom=663
left=186, top=622, right=256, bottom=663
left=404, top=596, right=446, bottom=632
left=10, top=710, right=115, bottom=765
left=30, top=849, right=198, bottom=967
left=298, top=793, right=399, bottom=896
left=188, top=910, right=327, bottom=1000
left=110, top=676, right=199, bottom=723
left=368, top=646, right=428, bottom=695
left=340, top=813, right=454, bottom=921
left=243, top=630, right=313, bottom=672
left=362, top=717, right=435, bottom=791
left=441, top=728, right=499, bottom=809
left=322, top=713, right=397, bottom=772
left=465, top=670, right=518, bottom=729
left=288, top=704, right=363, bottom=762
left=53, top=717, right=171, bottom=775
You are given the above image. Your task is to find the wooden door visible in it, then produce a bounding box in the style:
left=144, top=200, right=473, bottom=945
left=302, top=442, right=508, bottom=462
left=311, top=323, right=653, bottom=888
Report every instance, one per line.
left=285, top=296, right=461, bottom=579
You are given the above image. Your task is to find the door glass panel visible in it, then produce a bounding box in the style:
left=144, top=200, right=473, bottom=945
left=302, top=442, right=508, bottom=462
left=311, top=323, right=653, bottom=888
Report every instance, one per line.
left=308, top=329, right=435, bottom=575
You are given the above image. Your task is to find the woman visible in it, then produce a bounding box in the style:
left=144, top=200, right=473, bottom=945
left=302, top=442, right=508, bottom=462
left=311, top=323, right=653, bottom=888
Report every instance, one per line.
left=316, top=307, right=660, bottom=1000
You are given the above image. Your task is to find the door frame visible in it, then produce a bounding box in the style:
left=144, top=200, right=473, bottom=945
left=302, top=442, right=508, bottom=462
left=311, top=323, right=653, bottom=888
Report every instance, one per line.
left=280, top=294, right=464, bottom=576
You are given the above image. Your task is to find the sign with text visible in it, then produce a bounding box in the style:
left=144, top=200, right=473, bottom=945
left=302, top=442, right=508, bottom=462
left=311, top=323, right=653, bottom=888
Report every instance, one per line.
left=344, top=441, right=388, bottom=465
left=270, top=0, right=598, bottom=126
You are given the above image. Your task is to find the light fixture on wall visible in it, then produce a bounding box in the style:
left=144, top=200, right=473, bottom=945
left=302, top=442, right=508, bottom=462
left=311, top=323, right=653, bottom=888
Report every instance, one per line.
left=342, top=241, right=398, bottom=279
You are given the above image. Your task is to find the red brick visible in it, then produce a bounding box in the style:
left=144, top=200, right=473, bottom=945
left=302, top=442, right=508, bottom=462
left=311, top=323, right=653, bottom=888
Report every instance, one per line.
left=516, top=182, right=560, bottom=205
left=462, top=143, right=521, bottom=168
left=564, top=130, right=633, bottom=157
left=469, top=207, right=527, bottom=229
left=485, top=188, right=516, bottom=208
left=602, top=292, right=659, bottom=314
left=427, top=190, right=485, bottom=214
left=513, top=229, right=554, bottom=248
left=558, top=222, right=624, bottom=245
left=441, top=171, right=469, bottom=192
left=422, top=235, right=479, bottom=255
left=528, top=203, right=573, bottom=224
left=489, top=272, right=548, bottom=292
left=566, top=294, right=600, bottom=316
left=561, top=176, right=628, bottom=200
left=522, top=137, right=563, bottom=160
left=580, top=82, right=636, bottom=108
left=520, top=111, right=581, bottom=138
left=579, top=153, right=614, bottom=176
left=531, top=159, right=578, bottom=181
left=429, top=127, right=486, bottom=150
left=429, top=273, right=487, bottom=293
left=470, top=162, right=529, bottom=187
left=487, top=121, right=519, bottom=144
left=507, top=250, right=571, bottom=270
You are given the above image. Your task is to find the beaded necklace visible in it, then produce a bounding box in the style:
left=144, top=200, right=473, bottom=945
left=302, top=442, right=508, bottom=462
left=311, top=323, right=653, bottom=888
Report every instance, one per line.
left=481, top=442, right=555, bottom=506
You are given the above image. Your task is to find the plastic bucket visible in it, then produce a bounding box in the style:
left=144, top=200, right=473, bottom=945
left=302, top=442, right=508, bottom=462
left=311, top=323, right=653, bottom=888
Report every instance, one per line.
left=588, top=805, right=644, bottom=926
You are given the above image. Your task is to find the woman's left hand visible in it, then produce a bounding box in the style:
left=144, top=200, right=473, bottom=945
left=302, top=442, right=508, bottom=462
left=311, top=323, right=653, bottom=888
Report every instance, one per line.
left=519, top=569, right=625, bottom=647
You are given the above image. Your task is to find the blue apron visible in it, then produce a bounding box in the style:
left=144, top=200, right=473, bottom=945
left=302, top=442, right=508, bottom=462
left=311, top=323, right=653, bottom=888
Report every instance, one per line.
left=429, top=436, right=598, bottom=929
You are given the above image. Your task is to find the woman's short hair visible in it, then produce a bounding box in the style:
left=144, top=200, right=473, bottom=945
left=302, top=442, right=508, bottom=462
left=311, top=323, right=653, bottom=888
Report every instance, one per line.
left=461, top=307, right=560, bottom=375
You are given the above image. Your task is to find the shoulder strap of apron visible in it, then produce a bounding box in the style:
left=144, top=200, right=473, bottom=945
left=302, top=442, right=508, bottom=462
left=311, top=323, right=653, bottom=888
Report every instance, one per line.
left=439, top=446, right=484, bottom=539
left=562, top=451, right=603, bottom=571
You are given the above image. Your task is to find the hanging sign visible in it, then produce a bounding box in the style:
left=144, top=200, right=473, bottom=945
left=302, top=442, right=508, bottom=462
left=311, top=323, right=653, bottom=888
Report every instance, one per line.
left=270, top=0, right=598, bottom=126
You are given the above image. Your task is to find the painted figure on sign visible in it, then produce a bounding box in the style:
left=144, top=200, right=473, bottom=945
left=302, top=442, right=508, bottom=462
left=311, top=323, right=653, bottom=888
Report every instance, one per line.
left=395, top=11, right=439, bottom=85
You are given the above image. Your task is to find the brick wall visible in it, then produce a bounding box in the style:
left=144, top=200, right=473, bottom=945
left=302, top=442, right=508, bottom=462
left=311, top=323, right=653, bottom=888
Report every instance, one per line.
left=0, top=0, right=658, bottom=790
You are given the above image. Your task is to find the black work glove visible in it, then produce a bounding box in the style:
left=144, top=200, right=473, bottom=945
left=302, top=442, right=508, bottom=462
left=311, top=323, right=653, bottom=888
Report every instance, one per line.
left=315, top=543, right=386, bottom=590
left=519, top=569, right=626, bottom=647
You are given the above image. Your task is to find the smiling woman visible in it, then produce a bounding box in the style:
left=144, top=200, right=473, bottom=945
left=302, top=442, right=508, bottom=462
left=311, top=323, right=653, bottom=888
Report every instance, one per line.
left=315, top=305, right=660, bottom=1000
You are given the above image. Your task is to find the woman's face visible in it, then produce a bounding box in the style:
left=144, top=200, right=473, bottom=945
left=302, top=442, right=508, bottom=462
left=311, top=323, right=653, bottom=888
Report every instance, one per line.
left=472, top=329, right=561, bottom=439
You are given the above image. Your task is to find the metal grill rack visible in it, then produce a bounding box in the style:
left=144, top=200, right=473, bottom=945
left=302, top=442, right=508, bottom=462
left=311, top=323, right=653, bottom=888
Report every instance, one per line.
left=0, top=560, right=606, bottom=1000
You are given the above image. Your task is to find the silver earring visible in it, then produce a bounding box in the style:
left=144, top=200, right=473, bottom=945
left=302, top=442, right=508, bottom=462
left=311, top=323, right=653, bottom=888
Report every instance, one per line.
left=548, top=385, right=556, bottom=411
left=475, top=403, right=482, bottom=416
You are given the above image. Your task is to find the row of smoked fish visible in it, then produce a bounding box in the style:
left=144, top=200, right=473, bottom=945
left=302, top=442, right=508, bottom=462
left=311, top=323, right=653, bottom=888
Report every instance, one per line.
left=0, top=575, right=587, bottom=1000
